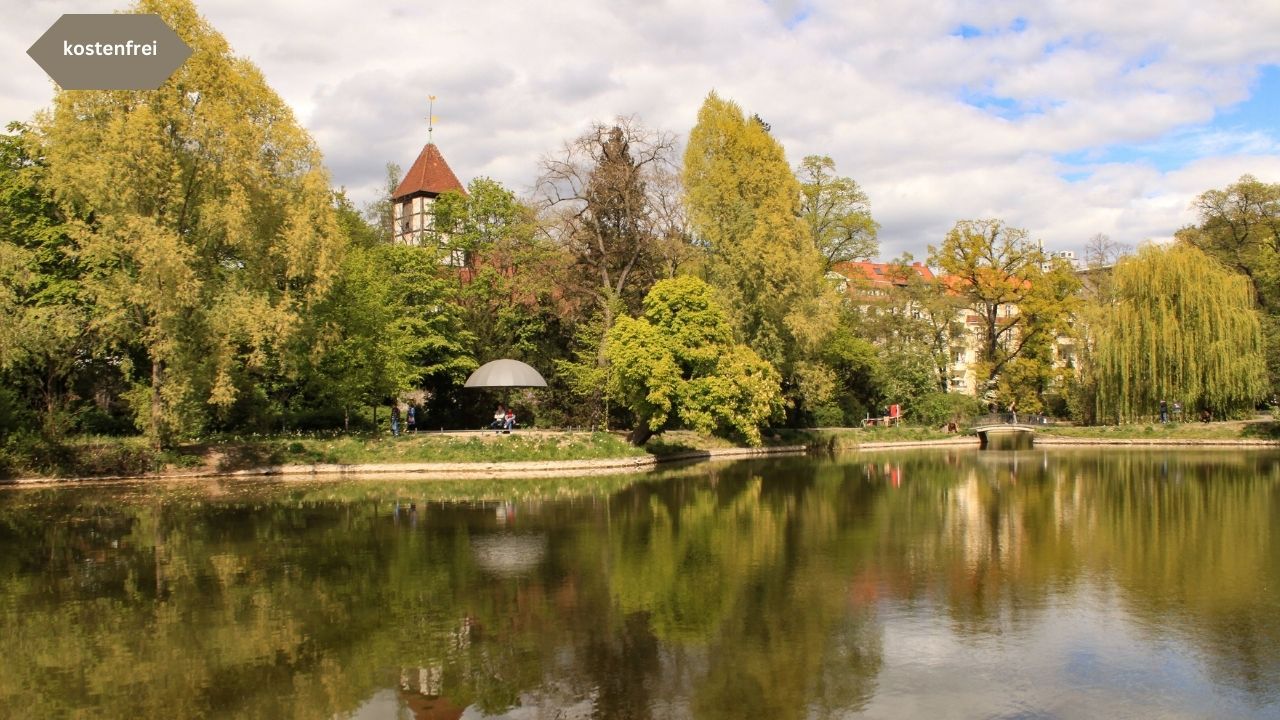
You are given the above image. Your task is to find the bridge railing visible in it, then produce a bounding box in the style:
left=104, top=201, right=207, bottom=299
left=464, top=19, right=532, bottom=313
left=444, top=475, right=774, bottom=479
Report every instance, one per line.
left=971, top=413, right=1055, bottom=427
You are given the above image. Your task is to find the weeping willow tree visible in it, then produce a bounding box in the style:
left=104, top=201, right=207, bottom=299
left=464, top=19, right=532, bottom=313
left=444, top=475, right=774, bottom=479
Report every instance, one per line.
left=1094, top=243, right=1265, bottom=422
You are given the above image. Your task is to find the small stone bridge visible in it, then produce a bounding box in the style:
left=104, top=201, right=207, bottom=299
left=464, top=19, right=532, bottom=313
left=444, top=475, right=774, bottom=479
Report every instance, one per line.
left=970, top=413, right=1054, bottom=448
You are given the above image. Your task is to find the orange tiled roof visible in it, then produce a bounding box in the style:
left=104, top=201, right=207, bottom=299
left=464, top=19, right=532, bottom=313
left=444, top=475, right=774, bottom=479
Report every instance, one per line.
left=832, top=261, right=936, bottom=288
left=393, top=143, right=466, bottom=200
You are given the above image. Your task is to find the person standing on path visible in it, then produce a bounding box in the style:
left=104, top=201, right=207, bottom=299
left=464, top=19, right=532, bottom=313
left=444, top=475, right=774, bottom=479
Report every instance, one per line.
left=1159, top=399, right=1169, bottom=423
left=406, top=405, right=416, bottom=434
left=391, top=404, right=401, bottom=437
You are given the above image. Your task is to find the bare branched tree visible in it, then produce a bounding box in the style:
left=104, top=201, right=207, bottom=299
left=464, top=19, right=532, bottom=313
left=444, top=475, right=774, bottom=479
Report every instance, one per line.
left=536, top=117, right=687, bottom=428
left=534, top=116, right=682, bottom=324
left=1083, top=232, right=1130, bottom=269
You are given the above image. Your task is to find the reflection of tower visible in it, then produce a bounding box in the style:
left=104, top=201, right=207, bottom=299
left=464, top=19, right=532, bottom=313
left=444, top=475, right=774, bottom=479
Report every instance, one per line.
left=391, top=97, right=467, bottom=252
left=397, top=617, right=472, bottom=719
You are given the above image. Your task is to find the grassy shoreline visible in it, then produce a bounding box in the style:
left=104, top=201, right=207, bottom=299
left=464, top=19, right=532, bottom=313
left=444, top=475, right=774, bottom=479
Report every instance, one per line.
left=1038, top=419, right=1280, bottom=441
left=3, top=426, right=966, bottom=481
left=6, top=420, right=1278, bottom=481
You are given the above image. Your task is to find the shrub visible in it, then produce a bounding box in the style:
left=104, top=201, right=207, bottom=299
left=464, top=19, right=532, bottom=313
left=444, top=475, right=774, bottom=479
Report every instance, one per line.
left=810, top=404, right=845, bottom=428
left=910, top=392, right=984, bottom=427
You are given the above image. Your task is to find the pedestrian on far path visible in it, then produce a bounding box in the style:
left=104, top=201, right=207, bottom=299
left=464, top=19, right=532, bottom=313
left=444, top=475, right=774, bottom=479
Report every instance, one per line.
left=1159, top=399, right=1169, bottom=423
left=391, top=404, right=401, bottom=437
left=406, top=405, right=416, bottom=434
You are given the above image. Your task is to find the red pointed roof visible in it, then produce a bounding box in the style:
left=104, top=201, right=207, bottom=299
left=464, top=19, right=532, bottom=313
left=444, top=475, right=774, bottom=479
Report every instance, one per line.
left=393, top=143, right=466, bottom=200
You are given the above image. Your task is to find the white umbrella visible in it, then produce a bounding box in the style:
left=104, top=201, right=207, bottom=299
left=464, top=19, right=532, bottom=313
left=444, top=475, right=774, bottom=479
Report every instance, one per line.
left=464, top=359, right=548, bottom=389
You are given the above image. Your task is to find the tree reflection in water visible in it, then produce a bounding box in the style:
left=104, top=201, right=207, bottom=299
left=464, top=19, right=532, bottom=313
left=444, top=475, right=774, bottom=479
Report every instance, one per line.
left=0, top=450, right=1276, bottom=718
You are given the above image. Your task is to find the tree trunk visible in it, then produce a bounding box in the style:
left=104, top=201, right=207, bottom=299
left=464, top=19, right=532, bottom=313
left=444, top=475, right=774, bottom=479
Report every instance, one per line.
left=598, top=299, right=614, bottom=431
left=628, top=424, right=654, bottom=446
left=150, top=358, right=164, bottom=449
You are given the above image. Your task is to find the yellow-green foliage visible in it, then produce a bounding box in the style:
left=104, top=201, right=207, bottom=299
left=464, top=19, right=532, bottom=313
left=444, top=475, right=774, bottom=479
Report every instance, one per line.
left=682, top=92, right=835, bottom=372
left=38, top=0, right=344, bottom=444
left=606, top=276, right=783, bottom=445
left=1095, top=243, right=1266, bottom=421
left=929, top=219, right=1079, bottom=392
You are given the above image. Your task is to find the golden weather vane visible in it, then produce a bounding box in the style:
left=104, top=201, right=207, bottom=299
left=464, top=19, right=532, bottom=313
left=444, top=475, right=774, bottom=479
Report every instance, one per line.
left=428, top=95, right=437, bottom=143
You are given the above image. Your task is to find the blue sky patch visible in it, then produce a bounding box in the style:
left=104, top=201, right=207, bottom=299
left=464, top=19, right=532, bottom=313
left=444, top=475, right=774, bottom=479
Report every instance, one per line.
left=1217, top=64, right=1280, bottom=130
left=959, top=88, right=1054, bottom=121
left=1054, top=64, right=1279, bottom=176
left=1057, top=142, right=1185, bottom=173
left=953, top=18, right=1026, bottom=39
left=785, top=7, right=811, bottom=29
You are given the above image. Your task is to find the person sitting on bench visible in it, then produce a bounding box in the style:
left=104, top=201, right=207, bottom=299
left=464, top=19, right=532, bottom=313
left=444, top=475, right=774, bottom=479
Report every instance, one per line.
left=489, top=404, right=506, bottom=430
left=503, top=406, right=516, bottom=433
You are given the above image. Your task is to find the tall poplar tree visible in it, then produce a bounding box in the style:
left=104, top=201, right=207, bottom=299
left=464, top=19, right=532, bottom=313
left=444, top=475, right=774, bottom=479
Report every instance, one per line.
left=1092, top=243, right=1265, bottom=422
left=39, top=0, right=343, bottom=445
left=682, top=92, right=836, bottom=398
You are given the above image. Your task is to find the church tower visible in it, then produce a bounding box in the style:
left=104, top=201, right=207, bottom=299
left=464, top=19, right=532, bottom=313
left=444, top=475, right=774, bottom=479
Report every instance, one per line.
left=391, top=101, right=466, bottom=246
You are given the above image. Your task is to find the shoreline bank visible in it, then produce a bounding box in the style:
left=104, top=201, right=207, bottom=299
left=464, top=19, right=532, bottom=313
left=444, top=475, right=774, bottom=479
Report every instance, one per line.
left=12, top=431, right=1280, bottom=485
left=1034, top=436, right=1280, bottom=447
left=3, top=443, right=816, bottom=486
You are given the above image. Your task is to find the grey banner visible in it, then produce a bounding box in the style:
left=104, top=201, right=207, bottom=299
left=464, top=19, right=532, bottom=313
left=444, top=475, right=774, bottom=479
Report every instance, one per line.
left=27, top=14, right=192, bottom=91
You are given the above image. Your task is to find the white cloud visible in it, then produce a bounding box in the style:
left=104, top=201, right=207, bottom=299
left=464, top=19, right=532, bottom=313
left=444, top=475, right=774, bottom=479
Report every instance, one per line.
left=2, top=0, right=1279, bottom=260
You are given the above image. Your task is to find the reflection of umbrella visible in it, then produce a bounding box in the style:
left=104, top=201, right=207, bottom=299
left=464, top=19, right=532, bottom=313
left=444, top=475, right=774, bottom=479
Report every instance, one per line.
left=471, top=533, right=547, bottom=576
left=464, top=359, right=547, bottom=389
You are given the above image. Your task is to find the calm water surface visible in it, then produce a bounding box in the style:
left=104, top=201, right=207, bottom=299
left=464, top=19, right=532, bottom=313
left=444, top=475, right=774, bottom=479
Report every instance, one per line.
left=1, top=449, right=1278, bottom=719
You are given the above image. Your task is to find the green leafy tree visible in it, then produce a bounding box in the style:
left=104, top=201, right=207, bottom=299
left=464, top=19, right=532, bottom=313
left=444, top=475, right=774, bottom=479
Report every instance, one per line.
left=605, top=276, right=782, bottom=445
left=376, top=244, right=476, bottom=414
left=39, top=0, right=345, bottom=445
left=820, top=323, right=884, bottom=424
left=604, top=314, right=682, bottom=444
left=428, top=179, right=576, bottom=427
left=1091, top=242, right=1266, bottom=422
left=0, top=122, right=89, bottom=437
left=1177, top=175, right=1280, bottom=393
left=430, top=177, right=530, bottom=262
left=298, top=198, right=472, bottom=431
left=302, top=242, right=399, bottom=431
left=797, top=155, right=879, bottom=270
left=683, top=93, right=837, bottom=385
left=1179, top=175, right=1280, bottom=303
left=928, top=219, right=1078, bottom=399
left=896, top=263, right=965, bottom=392
left=850, top=255, right=966, bottom=394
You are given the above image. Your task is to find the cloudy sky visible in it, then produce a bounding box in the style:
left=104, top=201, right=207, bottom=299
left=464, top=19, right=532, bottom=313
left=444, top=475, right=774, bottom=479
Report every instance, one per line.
left=5, top=0, right=1280, bottom=259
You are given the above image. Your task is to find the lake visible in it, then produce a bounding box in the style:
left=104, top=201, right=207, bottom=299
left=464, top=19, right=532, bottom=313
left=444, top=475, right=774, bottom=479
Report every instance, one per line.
left=0, top=448, right=1277, bottom=719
